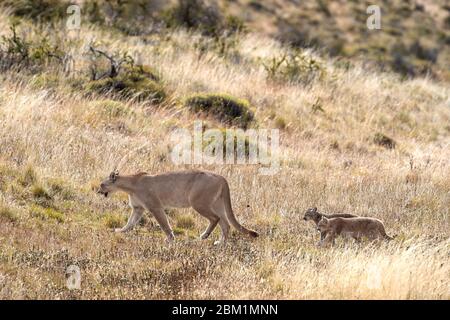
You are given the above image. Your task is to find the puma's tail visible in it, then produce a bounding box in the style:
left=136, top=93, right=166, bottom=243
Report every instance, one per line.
left=222, top=181, right=258, bottom=238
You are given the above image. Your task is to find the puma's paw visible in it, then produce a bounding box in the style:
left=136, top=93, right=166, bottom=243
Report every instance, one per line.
left=200, top=232, right=210, bottom=240
left=166, top=235, right=175, bottom=244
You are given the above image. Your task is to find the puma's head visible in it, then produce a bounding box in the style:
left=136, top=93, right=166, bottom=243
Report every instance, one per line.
left=97, top=170, right=119, bottom=197
left=303, top=207, right=319, bottom=221
left=317, top=217, right=330, bottom=232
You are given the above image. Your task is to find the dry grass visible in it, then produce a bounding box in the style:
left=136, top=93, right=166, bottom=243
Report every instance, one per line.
left=0, top=8, right=449, bottom=300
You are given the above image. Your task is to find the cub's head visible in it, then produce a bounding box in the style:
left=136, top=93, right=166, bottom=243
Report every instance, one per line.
left=303, top=207, right=319, bottom=221
left=317, top=217, right=330, bottom=232
left=97, top=170, right=120, bottom=197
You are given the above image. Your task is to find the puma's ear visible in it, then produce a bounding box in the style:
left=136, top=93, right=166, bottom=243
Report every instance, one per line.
left=109, top=170, right=119, bottom=182
left=313, top=207, right=318, bottom=212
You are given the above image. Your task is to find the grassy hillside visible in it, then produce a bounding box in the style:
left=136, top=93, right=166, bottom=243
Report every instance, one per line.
left=0, top=1, right=449, bottom=299
left=227, top=0, right=450, bottom=81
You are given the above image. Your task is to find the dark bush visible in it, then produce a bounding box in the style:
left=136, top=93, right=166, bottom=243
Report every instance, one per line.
left=162, top=0, right=245, bottom=37
left=122, top=63, right=160, bottom=82
left=262, top=50, right=325, bottom=85
left=83, top=0, right=165, bottom=35
left=0, top=24, right=65, bottom=72
left=85, top=72, right=165, bottom=103
left=374, top=133, right=396, bottom=149
left=391, top=53, right=415, bottom=77
left=184, top=93, right=254, bottom=128
left=84, top=46, right=165, bottom=103
left=1, top=0, right=68, bottom=22
left=410, top=41, right=438, bottom=63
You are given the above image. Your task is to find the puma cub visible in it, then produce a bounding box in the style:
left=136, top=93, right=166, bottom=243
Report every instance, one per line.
left=303, top=207, right=357, bottom=243
left=317, top=216, right=394, bottom=246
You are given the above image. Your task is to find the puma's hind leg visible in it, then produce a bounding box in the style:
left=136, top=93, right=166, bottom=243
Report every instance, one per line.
left=211, top=198, right=230, bottom=245
left=201, top=217, right=219, bottom=239
left=192, top=205, right=220, bottom=240
left=215, top=218, right=230, bottom=245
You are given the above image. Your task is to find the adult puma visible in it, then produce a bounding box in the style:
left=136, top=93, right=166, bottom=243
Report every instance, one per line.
left=97, top=170, right=258, bottom=244
left=317, top=216, right=394, bottom=246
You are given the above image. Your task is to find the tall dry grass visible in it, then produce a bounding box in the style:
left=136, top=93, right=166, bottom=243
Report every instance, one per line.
left=0, top=10, right=449, bottom=299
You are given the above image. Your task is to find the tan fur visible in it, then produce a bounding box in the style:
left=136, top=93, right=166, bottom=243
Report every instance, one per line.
left=98, top=170, right=258, bottom=244
left=303, top=207, right=357, bottom=243
left=317, top=216, right=394, bottom=246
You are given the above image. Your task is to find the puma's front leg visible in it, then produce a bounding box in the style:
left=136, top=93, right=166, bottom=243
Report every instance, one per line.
left=148, top=207, right=175, bottom=243
left=320, top=232, right=335, bottom=247
left=317, top=230, right=327, bottom=246
left=115, top=206, right=144, bottom=233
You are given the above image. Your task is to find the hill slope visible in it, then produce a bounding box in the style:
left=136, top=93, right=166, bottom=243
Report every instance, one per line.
left=0, top=2, right=449, bottom=299
left=227, top=0, right=450, bottom=81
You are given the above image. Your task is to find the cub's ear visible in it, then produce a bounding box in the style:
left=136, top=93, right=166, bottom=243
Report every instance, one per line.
left=313, top=207, right=317, bottom=212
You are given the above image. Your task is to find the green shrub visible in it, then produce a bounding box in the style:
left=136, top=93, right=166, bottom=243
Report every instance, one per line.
left=262, top=50, right=325, bottom=85
left=172, top=227, right=185, bottom=236
left=184, top=93, right=254, bottom=128
left=0, top=204, right=18, bottom=223
left=193, top=31, right=242, bottom=59
left=103, top=213, right=125, bottom=229
left=29, top=205, right=64, bottom=222
left=31, top=73, right=60, bottom=89
left=31, top=184, right=52, bottom=200
left=175, top=214, right=196, bottom=230
left=1, top=24, right=29, bottom=61
left=274, top=116, right=287, bottom=129
left=18, top=165, right=37, bottom=187
left=122, top=64, right=160, bottom=82
left=0, top=24, right=65, bottom=71
left=47, top=178, right=75, bottom=200
left=85, top=76, right=165, bottom=103
left=29, top=37, right=65, bottom=64
left=85, top=61, right=165, bottom=103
